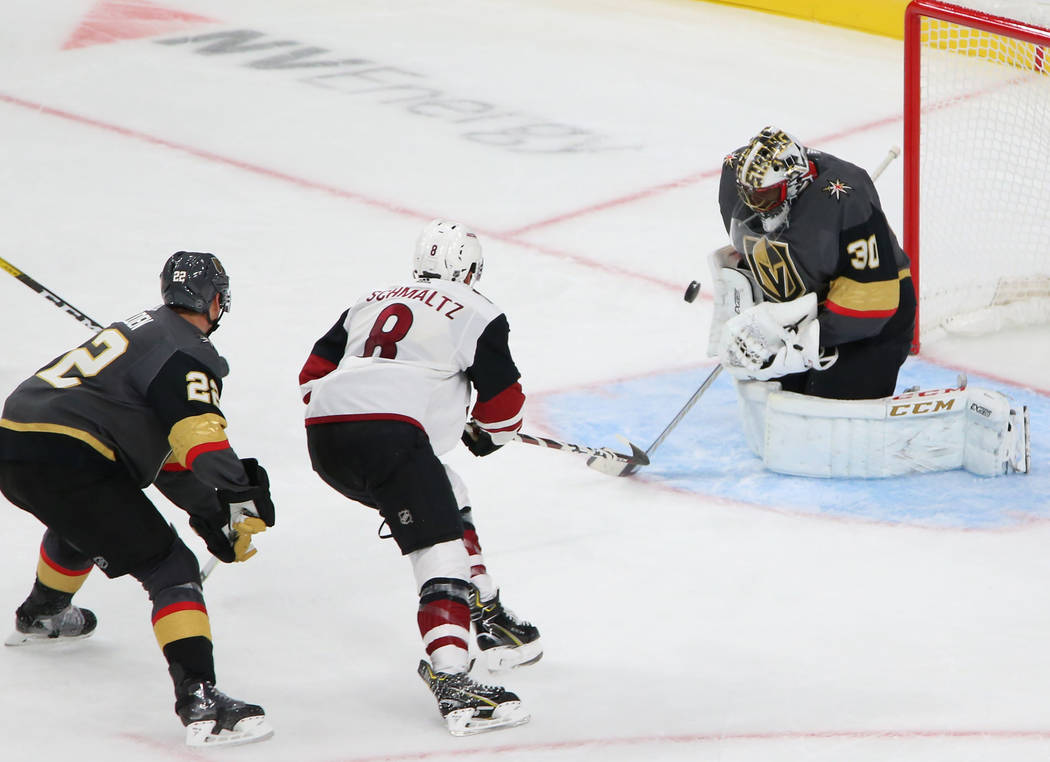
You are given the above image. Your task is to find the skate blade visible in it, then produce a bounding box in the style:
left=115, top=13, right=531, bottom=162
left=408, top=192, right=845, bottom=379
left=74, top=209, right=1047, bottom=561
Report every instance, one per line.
left=481, top=640, right=543, bottom=672
left=445, top=702, right=530, bottom=736
left=185, top=716, right=274, bottom=747
left=4, top=630, right=94, bottom=647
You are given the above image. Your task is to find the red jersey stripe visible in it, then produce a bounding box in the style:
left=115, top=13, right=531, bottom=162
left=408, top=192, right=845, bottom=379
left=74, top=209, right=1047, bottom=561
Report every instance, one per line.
left=472, top=382, right=524, bottom=426
left=39, top=544, right=92, bottom=576
left=299, top=354, right=338, bottom=386
left=305, top=413, right=424, bottom=429
left=184, top=439, right=231, bottom=469
left=825, top=300, right=898, bottom=319
left=152, top=601, right=207, bottom=625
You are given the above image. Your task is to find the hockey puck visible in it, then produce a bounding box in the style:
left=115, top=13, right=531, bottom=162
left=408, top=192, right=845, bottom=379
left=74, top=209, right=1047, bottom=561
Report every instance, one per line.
left=683, top=280, right=701, bottom=303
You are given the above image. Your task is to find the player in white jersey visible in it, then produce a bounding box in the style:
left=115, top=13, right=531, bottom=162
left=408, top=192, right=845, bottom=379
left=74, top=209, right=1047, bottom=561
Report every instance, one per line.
left=299, top=220, right=540, bottom=736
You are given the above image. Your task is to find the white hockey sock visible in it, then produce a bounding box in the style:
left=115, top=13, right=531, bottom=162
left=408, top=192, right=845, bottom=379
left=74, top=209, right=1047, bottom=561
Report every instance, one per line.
left=411, top=540, right=471, bottom=674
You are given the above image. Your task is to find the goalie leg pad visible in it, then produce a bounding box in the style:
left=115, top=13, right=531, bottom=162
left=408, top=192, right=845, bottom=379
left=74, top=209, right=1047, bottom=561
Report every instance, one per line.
left=964, top=389, right=1029, bottom=475
left=734, top=379, right=781, bottom=457
left=757, top=386, right=1027, bottom=478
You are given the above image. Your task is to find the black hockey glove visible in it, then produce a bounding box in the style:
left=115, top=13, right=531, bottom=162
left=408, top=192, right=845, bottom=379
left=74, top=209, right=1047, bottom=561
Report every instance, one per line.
left=188, top=505, right=237, bottom=564
left=213, top=458, right=276, bottom=562
left=217, top=459, right=276, bottom=525
left=461, top=422, right=502, bottom=457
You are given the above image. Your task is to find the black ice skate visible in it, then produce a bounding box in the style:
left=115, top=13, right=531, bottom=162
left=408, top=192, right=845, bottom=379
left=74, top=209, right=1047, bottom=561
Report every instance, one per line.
left=417, top=659, right=529, bottom=736
left=175, top=680, right=273, bottom=747
left=4, top=603, right=97, bottom=646
left=470, top=589, right=543, bottom=671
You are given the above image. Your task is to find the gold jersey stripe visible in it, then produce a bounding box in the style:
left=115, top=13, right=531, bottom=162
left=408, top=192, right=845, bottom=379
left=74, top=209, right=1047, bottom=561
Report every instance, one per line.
left=168, top=413, right=229, bottom=468
left=153, top=609, right=212, bottom=648
left=0, top=418, right=116, bottom=461
left=826, top=274, right=901, bottom=313
left=36, top=558, right=91, bottom=593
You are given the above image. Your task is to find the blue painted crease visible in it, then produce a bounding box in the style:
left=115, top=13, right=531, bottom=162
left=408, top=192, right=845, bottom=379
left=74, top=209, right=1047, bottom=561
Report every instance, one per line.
left=539, top=360, right=1047, bottom=529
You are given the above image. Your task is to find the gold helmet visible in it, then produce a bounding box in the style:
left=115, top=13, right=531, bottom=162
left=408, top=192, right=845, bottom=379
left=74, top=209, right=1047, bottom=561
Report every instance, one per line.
left=735, top=127, right=816, bottom=229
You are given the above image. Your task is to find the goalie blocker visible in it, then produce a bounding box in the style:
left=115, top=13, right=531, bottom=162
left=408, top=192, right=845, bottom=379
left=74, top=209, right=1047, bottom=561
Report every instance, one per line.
left=733, top=381, right=1029, bottom=478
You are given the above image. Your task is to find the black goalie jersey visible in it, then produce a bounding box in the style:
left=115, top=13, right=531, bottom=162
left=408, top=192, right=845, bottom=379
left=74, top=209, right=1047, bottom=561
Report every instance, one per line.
left=718, top=148, right=915, bottom=349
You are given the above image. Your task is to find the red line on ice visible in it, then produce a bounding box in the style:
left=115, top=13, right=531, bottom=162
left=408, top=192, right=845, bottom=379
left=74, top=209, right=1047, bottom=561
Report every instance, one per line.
left=504, top=113, right=904, bottom=236
left=0, top=92, right=681, bottom=294
left=330, top=727, right=1050, bottom=761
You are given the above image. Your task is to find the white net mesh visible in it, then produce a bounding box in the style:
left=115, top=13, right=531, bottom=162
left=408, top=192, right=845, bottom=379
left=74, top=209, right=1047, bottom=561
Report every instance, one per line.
left=960, top=1, right=1050, bottom=27
left=916, top=3, right=1050, bottom=337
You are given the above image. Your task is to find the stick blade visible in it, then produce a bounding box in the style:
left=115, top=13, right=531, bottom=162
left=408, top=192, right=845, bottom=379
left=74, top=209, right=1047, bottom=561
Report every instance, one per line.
left=585, top=441, right=649, bottom=477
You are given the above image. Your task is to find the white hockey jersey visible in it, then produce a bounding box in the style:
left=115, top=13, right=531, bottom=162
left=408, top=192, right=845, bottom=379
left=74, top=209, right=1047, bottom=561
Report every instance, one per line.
left=299, top=278, right=524, bottom=455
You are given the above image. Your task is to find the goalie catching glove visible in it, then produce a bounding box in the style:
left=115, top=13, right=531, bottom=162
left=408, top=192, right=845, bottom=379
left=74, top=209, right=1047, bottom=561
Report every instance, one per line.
left=190, top=458, right=276, bottom=563
left=719, top=293, right=836, bottom=381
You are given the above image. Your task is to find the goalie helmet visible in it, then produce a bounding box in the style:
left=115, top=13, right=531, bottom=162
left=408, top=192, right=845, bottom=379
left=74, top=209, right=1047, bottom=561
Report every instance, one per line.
left=160, top=251, right=231, bottom=316
left=412, top=220, right=483, bottom=285
left=735, top=127, right=816, bottom=231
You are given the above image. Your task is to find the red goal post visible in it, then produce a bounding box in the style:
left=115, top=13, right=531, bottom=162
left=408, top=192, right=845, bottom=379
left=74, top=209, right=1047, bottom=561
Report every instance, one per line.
left=904, top=0, right=1050, bottom=353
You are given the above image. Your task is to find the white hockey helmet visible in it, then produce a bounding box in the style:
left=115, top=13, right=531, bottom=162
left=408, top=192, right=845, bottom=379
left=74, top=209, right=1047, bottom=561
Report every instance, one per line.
left=412, top=219, right=483, bottom=284
left=735, top=126, right=816, bottom=231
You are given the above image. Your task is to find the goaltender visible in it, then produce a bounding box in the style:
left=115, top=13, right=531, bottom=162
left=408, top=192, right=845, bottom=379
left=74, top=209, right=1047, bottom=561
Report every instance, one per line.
left=707, top=126, right=1028, bottom=477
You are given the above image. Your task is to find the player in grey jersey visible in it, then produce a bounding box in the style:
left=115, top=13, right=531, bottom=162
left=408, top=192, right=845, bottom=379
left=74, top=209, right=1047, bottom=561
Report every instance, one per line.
left=0, top=252, right=276, bottom=747
left=300, top=220, right=540, bottom=736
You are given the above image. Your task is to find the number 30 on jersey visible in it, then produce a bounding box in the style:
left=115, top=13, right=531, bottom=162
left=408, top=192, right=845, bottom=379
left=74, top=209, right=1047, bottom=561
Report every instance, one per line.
left=847, top=235, right=880, bottom=270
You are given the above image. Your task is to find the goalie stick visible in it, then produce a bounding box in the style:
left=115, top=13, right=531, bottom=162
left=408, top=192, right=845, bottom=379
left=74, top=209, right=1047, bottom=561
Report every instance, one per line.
left=617, top=363, right=724, bottom=477
left=0, top=256, right=104, bottom=331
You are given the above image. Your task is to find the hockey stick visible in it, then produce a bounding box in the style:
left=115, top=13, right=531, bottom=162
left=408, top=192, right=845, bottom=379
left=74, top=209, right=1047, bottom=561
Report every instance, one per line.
left=870, top=145, right=901, bottom=182
left=514, top=431, right=649, bottom=474
left=205, top=432, right=645, bottom=578
left=0, top=256, right=104, bottom=331
left=199, top=502, right=264, bottom=582
left=201, top=556, right=219, bottom=581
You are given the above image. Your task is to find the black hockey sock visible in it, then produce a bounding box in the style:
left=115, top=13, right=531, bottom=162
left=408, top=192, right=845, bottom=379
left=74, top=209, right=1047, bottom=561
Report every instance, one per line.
left=20, top=580, right=74, bottom=617
left=166, top=638, right=217, bottom=688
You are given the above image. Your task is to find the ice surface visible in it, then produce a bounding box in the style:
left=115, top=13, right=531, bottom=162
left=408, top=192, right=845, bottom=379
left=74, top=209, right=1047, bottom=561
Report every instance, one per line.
left=1, top=1, right=1048, bottom=760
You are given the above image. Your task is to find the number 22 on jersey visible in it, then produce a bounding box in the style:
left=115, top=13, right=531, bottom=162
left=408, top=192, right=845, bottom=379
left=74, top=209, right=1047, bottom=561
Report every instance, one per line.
left=36, top=328, right=129, bottom=389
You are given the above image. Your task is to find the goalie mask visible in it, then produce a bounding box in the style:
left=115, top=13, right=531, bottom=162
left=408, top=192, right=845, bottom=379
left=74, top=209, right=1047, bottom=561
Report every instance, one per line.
left=735, top=127, right=816, bottom=232
left=412, top=220, right=483, bottom=285
left=160, top=251, right=231, bottom=322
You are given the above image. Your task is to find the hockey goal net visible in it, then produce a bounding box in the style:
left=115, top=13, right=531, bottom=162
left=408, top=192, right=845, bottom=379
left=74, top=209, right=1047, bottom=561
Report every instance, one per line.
left=904, top=0, right=1050, bottom=351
